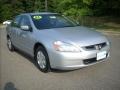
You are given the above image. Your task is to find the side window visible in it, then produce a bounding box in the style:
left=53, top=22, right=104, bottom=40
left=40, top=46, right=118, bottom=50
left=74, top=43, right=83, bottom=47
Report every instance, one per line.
left=20, top=16, right=31, bottom=26
left=11, top=16, right=21, bottom=27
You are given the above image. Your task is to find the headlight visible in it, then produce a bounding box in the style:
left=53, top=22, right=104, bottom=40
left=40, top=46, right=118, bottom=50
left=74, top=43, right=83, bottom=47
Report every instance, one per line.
left=53, top=41, right=80, bottom=52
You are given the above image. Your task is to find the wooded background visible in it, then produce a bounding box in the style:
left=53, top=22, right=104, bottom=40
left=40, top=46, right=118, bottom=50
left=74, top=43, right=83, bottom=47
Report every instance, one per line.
left=0, top=0, right=120, bottom=23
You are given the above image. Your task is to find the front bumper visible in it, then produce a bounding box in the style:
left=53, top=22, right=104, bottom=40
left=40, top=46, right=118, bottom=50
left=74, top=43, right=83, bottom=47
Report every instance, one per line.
left=49, top=46, right=110, bottom=70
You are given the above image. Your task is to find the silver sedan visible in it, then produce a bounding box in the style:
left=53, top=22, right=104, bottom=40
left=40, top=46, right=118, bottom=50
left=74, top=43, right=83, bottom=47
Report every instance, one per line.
left=6, top=12, right=110, bottom=72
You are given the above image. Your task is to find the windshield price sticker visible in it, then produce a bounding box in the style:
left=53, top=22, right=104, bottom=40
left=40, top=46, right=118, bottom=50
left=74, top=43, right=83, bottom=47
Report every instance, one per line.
left=33, top=16, right=42, bottom=20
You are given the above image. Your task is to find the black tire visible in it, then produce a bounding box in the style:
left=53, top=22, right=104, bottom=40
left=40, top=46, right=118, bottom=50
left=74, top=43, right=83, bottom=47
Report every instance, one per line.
left=7, top=37, right=14, bottom=52
left=35, top=46, right=50, bottom=73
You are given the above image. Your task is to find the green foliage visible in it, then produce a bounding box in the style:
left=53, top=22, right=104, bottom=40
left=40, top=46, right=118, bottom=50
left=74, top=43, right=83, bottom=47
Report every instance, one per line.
left=57, top=0, right=93, bottom=19
left=83, top=0, right=94, bottom=5
left=0, top=4, right=13, bottom=20
left=34, top=0, right=43, bottom=12
left=0, top=0, right=120, bottom=22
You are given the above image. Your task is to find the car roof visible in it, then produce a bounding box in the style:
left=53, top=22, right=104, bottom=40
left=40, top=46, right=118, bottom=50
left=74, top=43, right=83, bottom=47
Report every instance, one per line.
left=20, top=12, right=58, bottom=16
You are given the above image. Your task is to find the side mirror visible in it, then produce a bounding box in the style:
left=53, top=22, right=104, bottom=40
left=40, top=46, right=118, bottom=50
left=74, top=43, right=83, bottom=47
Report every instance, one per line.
left=20, top=25, right=32, bottom=31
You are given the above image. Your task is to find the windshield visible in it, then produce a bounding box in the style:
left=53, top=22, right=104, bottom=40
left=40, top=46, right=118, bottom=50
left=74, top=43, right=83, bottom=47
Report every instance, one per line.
left=31, top=14, right=79, bottom=29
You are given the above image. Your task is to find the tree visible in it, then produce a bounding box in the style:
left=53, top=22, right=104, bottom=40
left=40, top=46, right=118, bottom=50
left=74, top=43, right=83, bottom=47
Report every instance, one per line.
left=0, top=0, right=120, bottom=23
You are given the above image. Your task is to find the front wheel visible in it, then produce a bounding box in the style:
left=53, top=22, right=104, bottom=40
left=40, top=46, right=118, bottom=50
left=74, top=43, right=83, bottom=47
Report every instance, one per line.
left=35, top=46, right=50, bottom=73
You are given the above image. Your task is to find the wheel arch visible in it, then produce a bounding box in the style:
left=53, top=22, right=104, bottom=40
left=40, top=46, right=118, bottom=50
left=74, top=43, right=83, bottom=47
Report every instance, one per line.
left=33, top=42, right=48, bottom=56
left=33, top=42, right=51, bottom=70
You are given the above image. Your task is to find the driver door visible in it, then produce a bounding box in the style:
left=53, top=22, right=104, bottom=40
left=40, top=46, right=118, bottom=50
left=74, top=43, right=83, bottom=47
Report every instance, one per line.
left=18, top=15, right=34, bottom=54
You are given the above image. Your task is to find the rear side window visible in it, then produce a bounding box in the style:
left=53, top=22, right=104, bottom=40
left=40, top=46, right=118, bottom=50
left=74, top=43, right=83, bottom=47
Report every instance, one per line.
left=11, top=16, right=21, bottom=27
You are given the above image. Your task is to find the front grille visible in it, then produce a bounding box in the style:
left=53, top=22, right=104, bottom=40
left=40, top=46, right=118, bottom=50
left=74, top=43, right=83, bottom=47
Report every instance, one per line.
left=84, top=42, right=107, bottom=50
left=83, top=58, right=97, bottom=64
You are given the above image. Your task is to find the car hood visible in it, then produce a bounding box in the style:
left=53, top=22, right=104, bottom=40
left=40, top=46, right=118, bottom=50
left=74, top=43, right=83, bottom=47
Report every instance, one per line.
left=42, top=26, right=108, bottom=46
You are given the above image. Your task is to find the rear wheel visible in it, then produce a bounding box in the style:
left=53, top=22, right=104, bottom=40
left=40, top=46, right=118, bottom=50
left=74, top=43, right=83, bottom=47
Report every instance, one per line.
left=35, top=46, right=50, bottom=73
left=7, top=37, right=14, bottom=51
